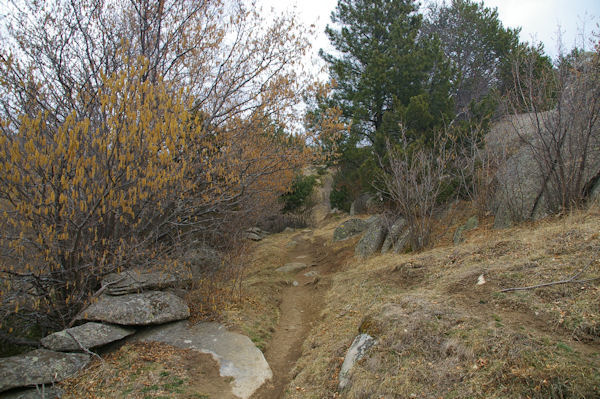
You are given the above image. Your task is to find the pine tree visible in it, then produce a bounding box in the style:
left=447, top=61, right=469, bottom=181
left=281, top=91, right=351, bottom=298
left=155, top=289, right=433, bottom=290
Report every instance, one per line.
left=321, top=0, right=454, bottom=149
left=424, top=0, right=521, bottom=117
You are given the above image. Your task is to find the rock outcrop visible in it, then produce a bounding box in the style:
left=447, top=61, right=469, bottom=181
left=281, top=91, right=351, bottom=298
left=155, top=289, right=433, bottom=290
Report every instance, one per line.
left=0, top=349, right=89, bottom=393
left=338, top=334, right=376, bottom=390
left=41, top=322, right=135, bottom=352
left=333, top=218, right=370, bottom=242
left=381, top=217, right=409, bottom=254
left=136, top=321, right=272, bottom=399
left=76, top=291, right=190, bottom=326
left=350, top=193, right=373, bottom=216
left=493, top=144, right=547, bottom=228
left=490, top=110, right=600, bottom=228
left=308, top=170, right=333, bottom=226
left=453, top=216, right=478, bottom=245
left=355, top=216, right=387, bottom=258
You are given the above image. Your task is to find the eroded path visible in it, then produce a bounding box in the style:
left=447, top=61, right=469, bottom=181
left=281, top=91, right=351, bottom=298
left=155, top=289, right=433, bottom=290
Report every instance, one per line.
left=251, top=230, right=335, bottom=399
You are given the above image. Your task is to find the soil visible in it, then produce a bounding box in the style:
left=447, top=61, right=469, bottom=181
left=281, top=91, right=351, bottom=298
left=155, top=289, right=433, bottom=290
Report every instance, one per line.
left=167, top=349, right=239, bottom=399
left=251, top=231, right=339, bottom=399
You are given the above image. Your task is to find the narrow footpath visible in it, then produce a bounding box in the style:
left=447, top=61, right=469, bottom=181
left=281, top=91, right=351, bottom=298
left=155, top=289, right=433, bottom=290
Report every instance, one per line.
left=251, top=230, right=334, bottom=399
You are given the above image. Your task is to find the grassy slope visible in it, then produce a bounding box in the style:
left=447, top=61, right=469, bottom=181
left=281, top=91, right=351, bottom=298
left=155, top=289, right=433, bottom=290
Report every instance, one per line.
left=284, top=207, right=600, bottom=398
left=61, top=207, right=599, bottom=398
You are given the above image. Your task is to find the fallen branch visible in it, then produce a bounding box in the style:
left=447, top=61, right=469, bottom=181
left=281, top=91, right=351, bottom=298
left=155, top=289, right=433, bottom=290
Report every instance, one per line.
left=67, top=276, right=126, bottom=328
left=66, top=330, right=103, bottom=363
left=501, top=257, right=599, bottom=293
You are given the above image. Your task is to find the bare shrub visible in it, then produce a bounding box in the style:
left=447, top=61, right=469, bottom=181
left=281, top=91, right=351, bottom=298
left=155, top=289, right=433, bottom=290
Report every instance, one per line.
left=454, top=119, right=508, bottom=218
left=505, top=45, right=600, bottom=216
left=378, top=130, right=455, bottom=250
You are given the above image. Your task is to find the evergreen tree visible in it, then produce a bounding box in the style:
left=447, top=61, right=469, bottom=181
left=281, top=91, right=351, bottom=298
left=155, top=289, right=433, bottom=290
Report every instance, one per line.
left=424, top=0, right=521, bottom=117
left=321, top=0, right=454, bottom=149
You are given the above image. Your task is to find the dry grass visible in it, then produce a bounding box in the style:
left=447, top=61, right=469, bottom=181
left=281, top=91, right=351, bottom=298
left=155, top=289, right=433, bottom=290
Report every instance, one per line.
left=62, top=342, right=236, bottom=398
left=284, top=205, right=600, bottom=398
left=61, top=208, right=600, bottom=398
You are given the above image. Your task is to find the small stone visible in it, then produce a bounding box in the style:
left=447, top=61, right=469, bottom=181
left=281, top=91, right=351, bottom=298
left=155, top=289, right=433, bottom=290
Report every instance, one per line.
left=246, top=232, right=262, bottom=241
left=477, top=274, right=486, bottom=285
left=292, top=281, right=299, bottom=287
left=338, top=334, right=376, bottom=390
left=276, top=263, right=307, bottom=273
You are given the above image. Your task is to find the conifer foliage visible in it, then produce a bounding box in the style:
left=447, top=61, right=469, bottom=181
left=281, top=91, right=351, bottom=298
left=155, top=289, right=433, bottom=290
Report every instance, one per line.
left=322, top=0, right=454, bottom=148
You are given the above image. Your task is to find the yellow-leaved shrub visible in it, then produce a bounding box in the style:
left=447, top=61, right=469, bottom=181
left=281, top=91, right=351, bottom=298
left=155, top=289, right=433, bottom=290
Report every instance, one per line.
left=0, top=59, right=204, bottom=332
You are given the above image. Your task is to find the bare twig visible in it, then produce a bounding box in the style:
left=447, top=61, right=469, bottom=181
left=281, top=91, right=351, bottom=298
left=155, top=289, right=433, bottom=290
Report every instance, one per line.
left=501, top=257, right=599, bottom=292
left=65, top=330, right=104, bottom=363
left=67, top=276, right=126, bottom=328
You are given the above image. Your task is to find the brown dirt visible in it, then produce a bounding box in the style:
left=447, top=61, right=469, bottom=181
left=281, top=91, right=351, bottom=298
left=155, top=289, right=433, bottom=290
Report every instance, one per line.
left=251, top=230, right=344, bottom=399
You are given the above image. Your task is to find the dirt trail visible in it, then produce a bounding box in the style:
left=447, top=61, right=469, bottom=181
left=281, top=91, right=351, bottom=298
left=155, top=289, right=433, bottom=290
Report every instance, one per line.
left=251, top=230, right=334, bottom=399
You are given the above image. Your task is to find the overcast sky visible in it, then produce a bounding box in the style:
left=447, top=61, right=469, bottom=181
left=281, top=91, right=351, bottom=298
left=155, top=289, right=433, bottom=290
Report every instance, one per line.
left=258, top=0, right=599, bottom=65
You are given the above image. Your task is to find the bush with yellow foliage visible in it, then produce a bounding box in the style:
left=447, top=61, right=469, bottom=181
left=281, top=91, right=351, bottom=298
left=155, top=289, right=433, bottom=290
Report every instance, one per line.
left=0, top=0, right=343, bottom=346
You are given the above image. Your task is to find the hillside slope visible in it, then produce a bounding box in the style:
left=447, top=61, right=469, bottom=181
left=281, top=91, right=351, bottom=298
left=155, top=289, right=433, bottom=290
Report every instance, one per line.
left=57, top=205, right=600, bottom=398
left=255, top=208, right=600, bottom=398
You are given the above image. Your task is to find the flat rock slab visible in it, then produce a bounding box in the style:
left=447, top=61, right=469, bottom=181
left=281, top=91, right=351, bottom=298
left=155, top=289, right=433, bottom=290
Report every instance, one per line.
left=102, top=268, right=191, bottom=295
left=41, top=322, right=135, bottom=352
left=77, top=291, right=190, bottom=326
left=0, top=349, right=89, bottom=393
left=136, top=321, right=272, bottom=399
left=276, top=262, right=307, bottom=273
left=0, top=387, right=63, bottom=398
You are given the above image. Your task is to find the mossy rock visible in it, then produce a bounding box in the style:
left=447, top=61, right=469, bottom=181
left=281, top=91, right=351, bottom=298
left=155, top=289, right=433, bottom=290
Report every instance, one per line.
left=358, top=315, right=384, bottom=338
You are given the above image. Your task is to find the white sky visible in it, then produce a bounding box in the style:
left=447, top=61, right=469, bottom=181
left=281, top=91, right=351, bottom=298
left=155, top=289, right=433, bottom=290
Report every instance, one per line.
left=258, top=0, right=600, bottom=64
